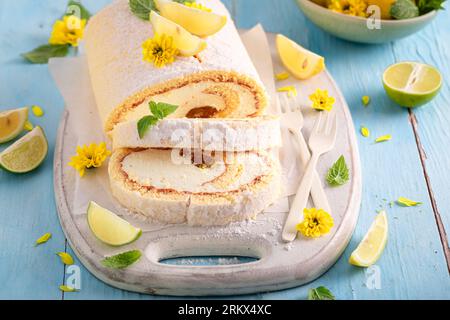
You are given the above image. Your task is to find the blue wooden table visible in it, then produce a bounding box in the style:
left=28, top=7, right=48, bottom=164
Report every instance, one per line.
left=0, top=0, right=449, bottom=300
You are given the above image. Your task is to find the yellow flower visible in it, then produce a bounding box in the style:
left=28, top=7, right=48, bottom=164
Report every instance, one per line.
left=68, top=142, right=111, bottom=177
left=309, top=88, right=335, bottom=111
left=296, top=208, right=334, bottom=238
left=49, top=15, right=86, bottom=47
left=142, top=33, right=179, bottom=68
left=328, top=0, right=368, bottom=17
left=184, top=2, right=212, bottom=12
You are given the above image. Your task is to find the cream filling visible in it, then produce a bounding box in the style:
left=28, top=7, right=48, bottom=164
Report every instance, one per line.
left=124, top=81, right=258, bottom=122
left=121, top=149, right=270, bottom=193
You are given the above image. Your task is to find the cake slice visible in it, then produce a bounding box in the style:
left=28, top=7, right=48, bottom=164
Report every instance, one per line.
left=109, top=148, right=281, bottom=226
left=111, top=116, right=282, bottom=151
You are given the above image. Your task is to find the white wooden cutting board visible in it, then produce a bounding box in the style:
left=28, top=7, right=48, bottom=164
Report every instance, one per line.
left=52, top=31, right=361, bottom=296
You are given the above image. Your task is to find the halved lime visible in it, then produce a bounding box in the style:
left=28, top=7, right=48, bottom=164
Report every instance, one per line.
left=87, top=201, right=142, bottom=246
left=0, top=126, right=48, bottom=173
left=383, top=62, right=442, bottom=108
left=0, top=107, right=28, bottom=144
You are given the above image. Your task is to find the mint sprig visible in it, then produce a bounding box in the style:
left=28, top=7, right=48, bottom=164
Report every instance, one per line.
left=22, top=44, right=70, bottom=64
left=137, top=101, right=178, bottom=138
left=101, top=250, right=142, bottom=269
left=326, top=155, right=350, bottom=187
left=308, top=286, right=336, bottom=300
left=417, top=0, right=446, bottom=14
left=390, top=0, right=420, bottom=19
left=129, top=0, right=195, bottom=20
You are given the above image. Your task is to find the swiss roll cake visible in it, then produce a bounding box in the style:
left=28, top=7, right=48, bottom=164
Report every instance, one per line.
left=109, top=148, right=281, bottom=226
left=84, top=0, right=268, bottom=133
left=86, top=0, right=281, bottom=226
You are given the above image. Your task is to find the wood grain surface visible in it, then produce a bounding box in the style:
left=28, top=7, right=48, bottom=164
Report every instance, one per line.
left=0, top=0, right=449, bottom=299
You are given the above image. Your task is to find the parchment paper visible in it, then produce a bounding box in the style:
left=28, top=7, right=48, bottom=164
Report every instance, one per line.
left=49, top=25, right=301, bottom=217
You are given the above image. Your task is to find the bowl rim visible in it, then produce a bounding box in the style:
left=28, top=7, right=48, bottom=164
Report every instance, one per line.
left=297, top=0, right=438, bottom=24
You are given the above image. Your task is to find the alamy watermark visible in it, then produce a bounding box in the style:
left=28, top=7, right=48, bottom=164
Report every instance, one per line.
left=366, top=5, right=382, bottom=30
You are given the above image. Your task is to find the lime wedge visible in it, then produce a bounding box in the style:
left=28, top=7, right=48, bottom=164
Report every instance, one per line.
left=0, top=126, right=48, bottom=173
left=87, top=201, right=142, bottom=246
left=383, top=62, right=442, bottom=107
left=349, top=211, right=388, bottom=267
left=0, top=107, right=29, bottom=144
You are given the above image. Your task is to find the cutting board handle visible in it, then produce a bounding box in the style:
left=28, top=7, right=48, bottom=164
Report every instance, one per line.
left=144, top=233, right=274, bottom=270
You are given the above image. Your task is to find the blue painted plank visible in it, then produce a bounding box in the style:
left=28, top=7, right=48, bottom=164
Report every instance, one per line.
left=391, top=10, right=450, bottom=252
left=0, top=0, right=70, bottom=299
left=233, top=0, right=450, bottom=299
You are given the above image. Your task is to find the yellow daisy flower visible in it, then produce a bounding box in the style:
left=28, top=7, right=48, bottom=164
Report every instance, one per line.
left=142, top=33, right=179, bottom=68
left=309, top=88, right=335, bottom=111
left=328, top=0, right=368, bottom=18
left=296, top=208, right=334, bottom=238
left=49, top=15, right=86, bottom=47
left=184, top=2, right=212, bottom=12
left=68, top=142, right=111, bottom=177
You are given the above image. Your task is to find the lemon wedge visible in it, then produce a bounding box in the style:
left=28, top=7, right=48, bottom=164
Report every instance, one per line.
left=0, top=126, right=48, bottom=173
left=154, top=0, right=227, bottom=37
left=349, top=211, right=388, bottom=267
left=87, top=201, right=142, bottom=247
left=276, top=34, right=325, bottom=80
left=0, top=107, right=28, bottom=144
left=150, top=10, right=207, bottom=57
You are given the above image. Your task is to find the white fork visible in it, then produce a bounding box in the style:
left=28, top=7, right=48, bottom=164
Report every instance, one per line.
left=282, top=111, right=337, bottom=242
left=279, top=95, right=332, bottom=214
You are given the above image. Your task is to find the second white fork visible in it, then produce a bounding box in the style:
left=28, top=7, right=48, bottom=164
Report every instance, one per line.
left=279, top=95, right=332, bottom=214
left=282, top=111, right=337, bottom=242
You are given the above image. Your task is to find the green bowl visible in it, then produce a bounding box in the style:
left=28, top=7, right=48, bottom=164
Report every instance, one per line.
left=295, top=0, right=437, bottom=44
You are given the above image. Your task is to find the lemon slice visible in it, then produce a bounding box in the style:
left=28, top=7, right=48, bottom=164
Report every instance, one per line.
left=150, top=10, right=207, bottom=57
left=87, top=201, right=142, bottom=246
left=276, top=34, right=325, bottom=80
left=0, top=126, right=48, bottom=173
left=154, top=0, right=227, bottom=37
left=0, top=107, right=28, bottom=144
left=349, top=211, right=388, bottom=267
left=383, top=62, right=442, bottom=108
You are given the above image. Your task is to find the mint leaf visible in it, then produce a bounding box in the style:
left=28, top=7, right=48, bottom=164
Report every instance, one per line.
left=129, top=0, right=156, bottom=20
left=137, top=101, right=178, bottom=138
left=390, top=0, right=419, bottom=20
left=101, top=250, right=142, bottom=269
left=66, top=0, right=91, bottom=20
left=326, top=155, right=350, bottom=187
left=22, top=44, right=70, bottom=64
left=417, top=0, right=446, bottom=14
left=137, top=115, right=159, bottom=138
left=150, top=101, right=178, bottom=119
left=308, top=286, right=336, bottom=300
